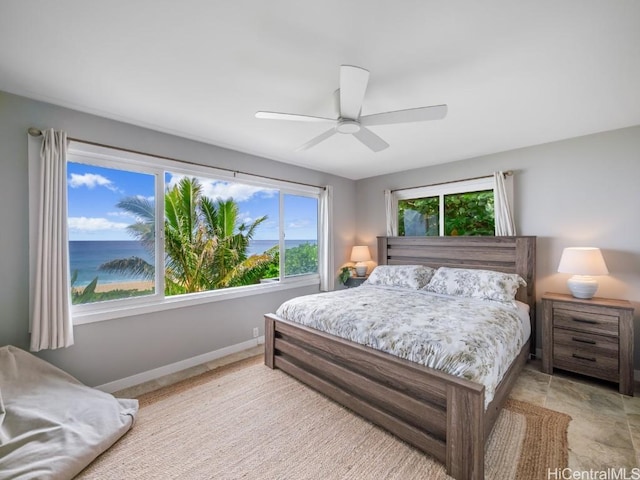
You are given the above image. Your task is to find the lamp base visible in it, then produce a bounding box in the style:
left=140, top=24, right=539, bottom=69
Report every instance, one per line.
left=567, top=275, right=598, bottom=299
left=355, top=263, right=367, bottom=277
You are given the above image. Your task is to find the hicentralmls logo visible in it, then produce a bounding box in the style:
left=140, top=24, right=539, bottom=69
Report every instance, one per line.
left=548, top=468, right=640, bottom=480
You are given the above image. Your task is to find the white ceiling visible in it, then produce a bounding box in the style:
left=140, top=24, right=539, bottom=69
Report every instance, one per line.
left=1, top=1, right=639, bottom=180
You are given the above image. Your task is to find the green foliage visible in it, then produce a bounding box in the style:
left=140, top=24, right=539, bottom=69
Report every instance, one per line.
left=338, top=266, right=355, bottom=284
left=285, top=243, right=318, bottom=276
left=398, top=190, right=494, bottom=236
left=258, top=243, right=319, bottom=279
left=70, top=269, right=153, bottom=305
left=99, top=177, right=274, bottom=297
left=444, top=191, right=494, bottom=236
left=70, top=270, right=99, bottom=305
left=398, top=197, right=439, bottom=236
left=256, top=246, right=280, bottom=279
left=72, top=287, right=154, bottom=304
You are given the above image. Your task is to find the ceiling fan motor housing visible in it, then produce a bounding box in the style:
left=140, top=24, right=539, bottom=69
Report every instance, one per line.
left=336, top=119, right=361, bottom=134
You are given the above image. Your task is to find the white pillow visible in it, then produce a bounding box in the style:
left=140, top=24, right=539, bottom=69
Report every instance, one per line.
left=424, top=267, right=526, bottom=303
left=364, top=265, right=436, bottom=290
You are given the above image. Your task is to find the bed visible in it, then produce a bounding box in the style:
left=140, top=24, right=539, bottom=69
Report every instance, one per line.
left=264, top=236, right=536, bottom=480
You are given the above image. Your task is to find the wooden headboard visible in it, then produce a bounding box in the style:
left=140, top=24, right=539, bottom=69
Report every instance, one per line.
left=377, top=236, right=537, bottom=354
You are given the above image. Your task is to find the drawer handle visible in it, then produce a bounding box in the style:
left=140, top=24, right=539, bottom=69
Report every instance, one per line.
left=572, top=353, right=596, bottom=362
left=572, top=317, right=598, bottom=325
left=571, top=337, right=596, bottom=345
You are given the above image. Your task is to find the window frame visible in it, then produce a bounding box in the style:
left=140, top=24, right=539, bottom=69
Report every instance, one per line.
left=67, top=142, right=323, bottom=325
left=394, top=177, right=496, bottom=237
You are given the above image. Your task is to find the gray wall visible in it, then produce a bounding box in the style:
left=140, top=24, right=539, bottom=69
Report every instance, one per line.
left=0, top=91, right=357, bottom=386
left=355, top=125, right=640, bottom=365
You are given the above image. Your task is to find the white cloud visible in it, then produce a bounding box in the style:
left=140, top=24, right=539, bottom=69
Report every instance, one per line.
left=107, top=211, right=135, bottom=218
left=68, top=217, right=129, bottom=232
left=166, top=174, right=276, bottom=202
left=136, top=194, right=155, bottom=202
left=238, top=212, right=254, bottom=224
left=68, top=173, right=118, bottom=191
left=288, top=219, right=311, bottom=229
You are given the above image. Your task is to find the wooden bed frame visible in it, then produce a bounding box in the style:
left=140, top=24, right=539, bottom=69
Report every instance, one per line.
left=264, top=236, right=536, bottom=480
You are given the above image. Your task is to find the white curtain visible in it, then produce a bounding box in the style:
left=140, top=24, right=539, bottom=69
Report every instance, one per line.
left=493, top=171, right=516, bottom=236
left=30, top=129, right=74, bottom=351
left=318, top=185, right=334, bottom=291
left=384, top=189, right=398, bottom=236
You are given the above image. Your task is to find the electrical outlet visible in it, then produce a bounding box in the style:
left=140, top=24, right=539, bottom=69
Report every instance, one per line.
left=252, top=327, right=259, bottom=338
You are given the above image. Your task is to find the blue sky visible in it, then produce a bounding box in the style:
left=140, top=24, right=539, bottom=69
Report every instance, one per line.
left=67, top=162, right=318, bottom=242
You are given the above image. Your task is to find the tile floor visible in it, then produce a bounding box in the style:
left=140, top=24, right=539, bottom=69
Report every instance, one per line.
left=511, top=359, right=640, bottom=471
left=117, top=348, right=640, bottom=472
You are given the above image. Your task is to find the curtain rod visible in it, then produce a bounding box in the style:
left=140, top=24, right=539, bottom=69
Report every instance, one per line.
left=28, top=127, right=326, bottom=191
left=390, top=170, right=512, bottom=193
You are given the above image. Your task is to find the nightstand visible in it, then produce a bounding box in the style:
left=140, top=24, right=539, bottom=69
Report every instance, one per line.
left=344, top=276, right=368, bottom=288
left=541, top=292, right=634, bottom=396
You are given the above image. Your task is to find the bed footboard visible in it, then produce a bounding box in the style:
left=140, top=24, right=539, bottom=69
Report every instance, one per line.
left=265, top=314, right=486, bottom=480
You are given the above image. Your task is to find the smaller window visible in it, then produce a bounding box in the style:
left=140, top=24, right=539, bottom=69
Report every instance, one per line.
left=395, top=177, right=496, bottom=237
left=443, top=190, right=494, bottom=236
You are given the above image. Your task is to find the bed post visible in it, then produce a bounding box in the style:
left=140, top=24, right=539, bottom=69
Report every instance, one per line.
left=264, top=314, right=276, bottom=369
left=446, top=384, right=484, bottom=480
left=515, top=236, right=537, bottom=356
left=377, top=236, right=388, bottom=265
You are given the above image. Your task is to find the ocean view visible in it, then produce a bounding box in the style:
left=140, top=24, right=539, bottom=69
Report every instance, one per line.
left=69, top=239, right=317, bottom=287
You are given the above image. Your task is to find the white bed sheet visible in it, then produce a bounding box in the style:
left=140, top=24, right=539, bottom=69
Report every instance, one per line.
left=276, top=286, right=531, bottom=407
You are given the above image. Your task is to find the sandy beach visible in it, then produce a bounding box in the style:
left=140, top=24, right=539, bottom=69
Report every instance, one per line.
left=86, top=280, right=154, bottom=293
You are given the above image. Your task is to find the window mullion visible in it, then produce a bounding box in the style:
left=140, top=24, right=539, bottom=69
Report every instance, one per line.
left=279, top=191, right=285, bottom=280
left=439, top=194, right=445, bottom=236
left=156, top=171, right=165, bottom=297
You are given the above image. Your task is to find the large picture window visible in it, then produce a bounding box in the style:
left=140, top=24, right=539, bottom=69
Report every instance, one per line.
left=394, top=177, right=497, bottom=237
left=66, top=142, right=323, bottom=320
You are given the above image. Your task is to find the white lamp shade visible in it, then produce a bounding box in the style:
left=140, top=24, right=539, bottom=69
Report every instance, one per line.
left=557, top=247, right=609, bottom=276
left=557, top=247, right=608, bottom=299
left=350, top=245, right=371, bottom=277
left=350, top=246, right=371, bottom=263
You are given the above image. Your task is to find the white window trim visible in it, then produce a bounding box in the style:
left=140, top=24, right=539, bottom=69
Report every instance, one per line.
left=394, top=177, right=496, bottom=236
left=72, top=274, right=319, bottom=325
left=66, top=141, right=324, bottom=325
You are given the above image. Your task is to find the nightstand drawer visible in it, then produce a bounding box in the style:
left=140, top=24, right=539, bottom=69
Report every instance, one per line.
left=553, top=328, right=619, bottom=356
left=553, top=344, right=618, bottom=382
left=553, top=307, right=618, bottom=336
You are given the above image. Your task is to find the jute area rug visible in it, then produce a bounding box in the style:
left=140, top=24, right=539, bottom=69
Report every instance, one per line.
left=77, top=356, right=570, bottom=480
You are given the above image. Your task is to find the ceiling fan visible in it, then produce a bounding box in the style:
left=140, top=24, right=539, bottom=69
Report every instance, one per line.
left=255, top=65, right=447, bottom=153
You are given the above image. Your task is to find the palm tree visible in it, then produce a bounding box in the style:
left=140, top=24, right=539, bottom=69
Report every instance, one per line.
left=100, top=177, right=274, bottom=294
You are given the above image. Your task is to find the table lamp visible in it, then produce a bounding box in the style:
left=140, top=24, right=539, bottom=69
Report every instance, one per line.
left=350, top=245, right=371, bottom=277
left=557, top=247, right=609, bottom=299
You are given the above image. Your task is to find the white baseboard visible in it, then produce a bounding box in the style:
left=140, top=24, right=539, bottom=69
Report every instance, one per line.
left=96, top=336, right=264, bottom=393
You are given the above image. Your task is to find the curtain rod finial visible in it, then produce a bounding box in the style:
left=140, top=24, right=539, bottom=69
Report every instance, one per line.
left=28, top=128, right=42, bottom=137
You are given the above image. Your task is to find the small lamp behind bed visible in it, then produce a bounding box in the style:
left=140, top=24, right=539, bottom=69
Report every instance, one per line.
left=350, top=245, right=371, bottom=277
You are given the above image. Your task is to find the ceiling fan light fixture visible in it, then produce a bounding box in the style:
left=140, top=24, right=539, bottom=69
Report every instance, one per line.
left=336, top=119, right=360, bottom=134
left=255, top=65, right=447, bottom=152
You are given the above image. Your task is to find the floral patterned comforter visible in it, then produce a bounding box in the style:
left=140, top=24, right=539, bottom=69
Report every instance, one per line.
left=276, top=285, right=530, bottom=407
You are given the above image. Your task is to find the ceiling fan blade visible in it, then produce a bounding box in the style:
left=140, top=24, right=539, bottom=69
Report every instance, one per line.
left=360, top=104, right=448, bottom=127
left=352, top=127, right=389, bottom=152
left=255, top=111, right=336, bottom=123
left=340, top=65, right=370, bottom=120
left=295, top=128, right=337, bottom=151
